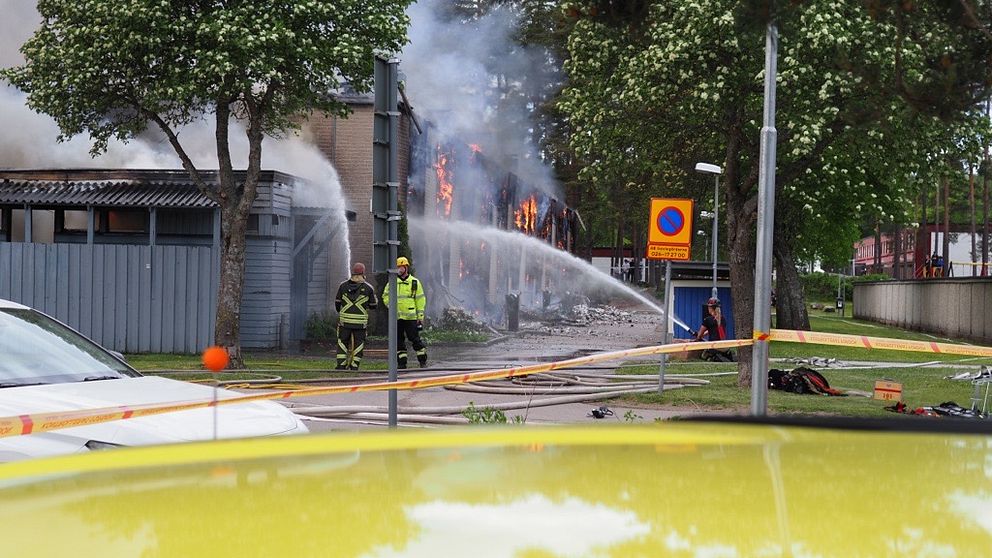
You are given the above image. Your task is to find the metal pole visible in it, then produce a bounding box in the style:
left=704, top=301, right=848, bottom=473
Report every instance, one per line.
left=712, top=174, right=719, bottom=299
left=750, top=22, right=778, bottom=416
left=658, top=260, right=672, bottom=394
left=386, top=60, right=400, bottom=427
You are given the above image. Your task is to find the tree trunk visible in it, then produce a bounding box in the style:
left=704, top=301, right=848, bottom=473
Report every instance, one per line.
left=772, top=225, right=810, bottom=331
left=726, top=182, right=756, bottom=389
left=211, top=101, right=264, bottom=366
left=934, top=180, right=940, bottom=263
left=970, top=162, right=976, bottom=276
left=873, top=221, right=882, bottom=273
left=920, top=182, right=927, bottom=277
left=893, top=223, right=902, bottom=279
left=214, top=205, right=249, bottom=358
left=943, top=174, right=951, bottom=275
left=984, top=152, right=990, bottom=275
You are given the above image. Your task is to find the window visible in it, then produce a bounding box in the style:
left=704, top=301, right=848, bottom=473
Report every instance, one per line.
left=246, top=214, right=260, bottom=233
left=60, top=210, right=89, bottom=233
left=106, top=210, right=146, bottom=233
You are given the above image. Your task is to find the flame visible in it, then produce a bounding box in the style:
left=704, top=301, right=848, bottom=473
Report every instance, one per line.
left=469, top=143, right=482, bottom=154
left=514, top=195, right=538, bottom=234
left=434, top=145, right=454, bottom=218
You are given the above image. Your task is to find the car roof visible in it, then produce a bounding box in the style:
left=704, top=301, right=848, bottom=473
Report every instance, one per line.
left=0, top=298, right=29, bottom=310
left=0, top=424, right=990, bottom=555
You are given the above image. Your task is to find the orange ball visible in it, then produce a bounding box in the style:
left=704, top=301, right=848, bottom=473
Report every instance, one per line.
left=202, top=346, right=230, bottom=372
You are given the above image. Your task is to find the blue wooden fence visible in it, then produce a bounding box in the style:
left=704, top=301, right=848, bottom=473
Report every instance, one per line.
left=0, top=242, right=217, bottom=354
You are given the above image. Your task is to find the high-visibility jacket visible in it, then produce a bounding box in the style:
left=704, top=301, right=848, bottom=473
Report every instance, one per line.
left=382, top=274, right=426, bottom=321
left=335, top=276, right=378, bottom=328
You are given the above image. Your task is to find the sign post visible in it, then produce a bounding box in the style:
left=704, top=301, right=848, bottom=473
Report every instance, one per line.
left=646, top=199, right=692, bottom=394
left=372, top=57, right=400, bottom=427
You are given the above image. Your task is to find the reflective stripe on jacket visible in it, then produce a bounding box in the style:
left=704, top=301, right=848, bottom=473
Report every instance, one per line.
left=382, top=274, right=426, bottom=321
left=335, top=277, right=378, bottom=328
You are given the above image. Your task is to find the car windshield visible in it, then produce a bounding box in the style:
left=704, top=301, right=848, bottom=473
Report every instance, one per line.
left=0, top=309, right=137, bottom=385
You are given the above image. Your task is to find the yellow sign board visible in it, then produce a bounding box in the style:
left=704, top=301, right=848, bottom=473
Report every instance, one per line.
left=873, top=380, right=903, bottom=401
left=647, top=198, right=694, bottom=261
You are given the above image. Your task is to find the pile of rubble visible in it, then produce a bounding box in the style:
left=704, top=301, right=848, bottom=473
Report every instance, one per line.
left=567, top=304, right=634, bottom=325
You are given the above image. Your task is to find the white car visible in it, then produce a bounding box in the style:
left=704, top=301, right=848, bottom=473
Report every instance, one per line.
left=0, top=298, right=307, bottom=461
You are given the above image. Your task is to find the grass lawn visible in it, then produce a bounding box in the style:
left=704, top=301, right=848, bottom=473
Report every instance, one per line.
left=623, top=307, right=991, bottom=417
left=124, top=353, right=389, bottom=383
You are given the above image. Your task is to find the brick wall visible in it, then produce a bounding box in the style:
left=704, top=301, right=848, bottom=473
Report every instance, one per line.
left=308, top=103, right=375, bottom=276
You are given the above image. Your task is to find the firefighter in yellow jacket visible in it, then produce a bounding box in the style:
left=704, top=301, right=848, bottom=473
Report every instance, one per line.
left=335, top=262, right=378, bottom=370
left=382, top=256, right=427, bottom=369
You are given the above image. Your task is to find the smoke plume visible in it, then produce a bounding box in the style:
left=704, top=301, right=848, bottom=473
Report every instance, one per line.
left=401, top=0, right=560, bottom=196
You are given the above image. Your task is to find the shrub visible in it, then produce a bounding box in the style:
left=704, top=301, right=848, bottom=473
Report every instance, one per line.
left=305, top=312, right=337, bottom=340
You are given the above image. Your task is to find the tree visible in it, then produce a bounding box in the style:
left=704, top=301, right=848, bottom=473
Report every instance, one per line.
left=559, top=0, right=990, bottom=387
left=3, top=0, right=412, bottom=360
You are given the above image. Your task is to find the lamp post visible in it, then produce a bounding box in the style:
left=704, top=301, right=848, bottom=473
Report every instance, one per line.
left=695, top=162, right=722, bottom=300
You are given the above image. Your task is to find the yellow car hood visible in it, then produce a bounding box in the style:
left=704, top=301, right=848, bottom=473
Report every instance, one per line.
left=0, top=423, right=989, bottom=556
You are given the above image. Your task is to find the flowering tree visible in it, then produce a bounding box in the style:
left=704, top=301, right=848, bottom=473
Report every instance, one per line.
left=4, top=0, right=412, bottom=360
left=560, top=0, right=990, bottom=386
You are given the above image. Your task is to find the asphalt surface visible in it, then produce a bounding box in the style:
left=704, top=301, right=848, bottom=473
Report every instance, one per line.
left=282, top=308, right=724, bottom=431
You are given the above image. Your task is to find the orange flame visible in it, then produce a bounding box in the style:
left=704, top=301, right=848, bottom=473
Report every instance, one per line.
left=514, top=195, right=538, bottom=234
left=434, top=145, right=454, bottom=218
left=469, top=143, right=482, bottom=154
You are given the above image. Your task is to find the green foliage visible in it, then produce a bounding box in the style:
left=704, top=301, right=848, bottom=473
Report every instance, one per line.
left=3, top=0, right=412, bottom=155
left=801, top=272, right=851, bottom=301
left=622, top=409, right=643, bottom=423
left=800, top=272, right=891, bottom=306
left=420, top=329, right=490, bottom=344
left=558, top=0, right=991, bottom=343
left=462, top=401, right=508, bottom=424
left=305, top=313, right=337, bottom=341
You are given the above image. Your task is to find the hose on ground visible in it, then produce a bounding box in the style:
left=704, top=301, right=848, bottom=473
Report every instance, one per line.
left=289, top=386, right=671, bottom=420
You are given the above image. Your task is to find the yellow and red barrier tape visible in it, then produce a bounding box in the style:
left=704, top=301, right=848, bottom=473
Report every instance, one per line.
left=3, top=329, right=990, bottom=440
left=0, top=338, right=749, bottom=440
left=757, top=329, right=992, bottom=358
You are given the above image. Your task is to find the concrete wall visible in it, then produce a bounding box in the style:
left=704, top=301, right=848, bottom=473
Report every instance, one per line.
left=853, top=279, right=992, bottom=343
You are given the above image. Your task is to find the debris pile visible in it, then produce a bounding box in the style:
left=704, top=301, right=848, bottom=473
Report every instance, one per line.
left=563, top=304, right=634, bottom=326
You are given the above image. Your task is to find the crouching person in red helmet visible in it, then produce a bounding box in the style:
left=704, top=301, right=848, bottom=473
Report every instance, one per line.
left=382, top=256, right=428, bottom=369
left=694, top=297, right=735, bottom=362
left=335, top=262, right=378, bottom=370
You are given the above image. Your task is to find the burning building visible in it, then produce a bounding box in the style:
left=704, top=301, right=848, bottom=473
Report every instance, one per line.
left=406, top=125, right=580, bottom=324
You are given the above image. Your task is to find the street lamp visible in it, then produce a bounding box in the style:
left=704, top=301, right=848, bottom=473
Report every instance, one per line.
left=695, top=162, right=722, bottom=299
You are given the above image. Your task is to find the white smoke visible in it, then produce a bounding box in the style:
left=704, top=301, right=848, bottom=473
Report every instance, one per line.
left=401, top=0, right=560, bottom=196
left=0, top=1, right=351, bottom=275
left=1, top=18, right=347, bottom=207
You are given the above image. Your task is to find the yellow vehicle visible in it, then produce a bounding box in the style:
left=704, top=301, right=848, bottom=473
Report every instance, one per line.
left=0, top=422, right=990, bottom=556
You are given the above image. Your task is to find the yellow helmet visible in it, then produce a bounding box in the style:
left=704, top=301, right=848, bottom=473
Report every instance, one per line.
left=396, top=256, right=410, bottom=267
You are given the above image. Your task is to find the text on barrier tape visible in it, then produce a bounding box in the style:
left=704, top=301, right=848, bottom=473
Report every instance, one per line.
left=0, top=338, right=751, bottom=439
left=764, top=329, right=992, bottom=357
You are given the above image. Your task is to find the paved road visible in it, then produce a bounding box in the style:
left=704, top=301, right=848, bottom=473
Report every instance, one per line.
left=282, top=309, right=728, bottom=431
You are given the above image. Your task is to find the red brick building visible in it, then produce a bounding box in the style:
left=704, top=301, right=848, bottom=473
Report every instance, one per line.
left=306, top=92, right=413, bottom=274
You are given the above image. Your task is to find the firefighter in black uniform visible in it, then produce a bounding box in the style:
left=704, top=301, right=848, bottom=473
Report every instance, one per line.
left=694, top=297, right=734, bottom=362
left=335, top=262, right=378, bottom=370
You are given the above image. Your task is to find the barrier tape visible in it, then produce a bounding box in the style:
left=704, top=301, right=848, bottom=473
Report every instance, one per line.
left=0, top=338, right=751, bottom=440
left=765, top=328, right=992, bottom=358
left=4, top=328, right=989, bottom=440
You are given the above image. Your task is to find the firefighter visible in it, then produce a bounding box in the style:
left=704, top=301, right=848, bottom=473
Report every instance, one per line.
left=694, top=297, right=734, bottom=362
left=335, top=262, right=378, bottom=370
left=382, top=256, right=427, bottom=369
